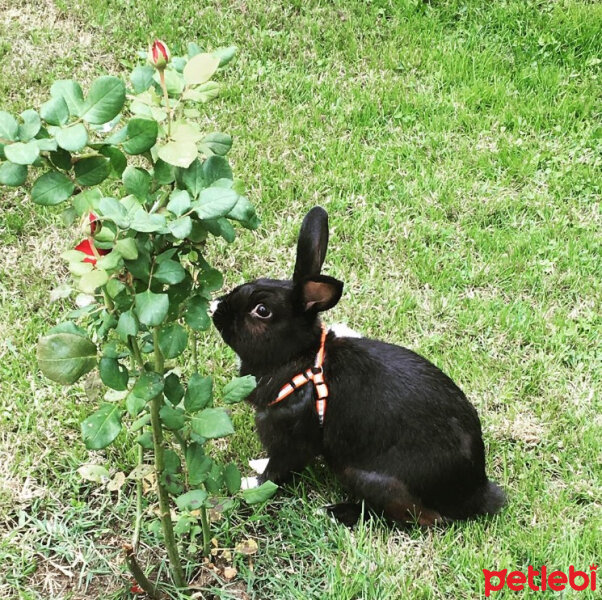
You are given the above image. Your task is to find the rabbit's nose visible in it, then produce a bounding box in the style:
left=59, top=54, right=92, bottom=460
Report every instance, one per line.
left=208, top=299, right=220, bottom=316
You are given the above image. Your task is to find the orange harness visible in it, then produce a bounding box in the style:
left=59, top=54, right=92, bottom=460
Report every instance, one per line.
left=268, top=324, right=329, bottom=426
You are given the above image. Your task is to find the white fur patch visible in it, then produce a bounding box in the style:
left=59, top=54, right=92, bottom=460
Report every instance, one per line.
left=208, top=299, right=220, bottom=316
left=241, top=476, right=259, bottom=490
left=249, top=458, right=269, bottom=475
left=329, top=323, right=362, bottom=338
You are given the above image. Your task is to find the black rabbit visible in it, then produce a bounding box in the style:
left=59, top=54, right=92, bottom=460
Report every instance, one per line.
left=212, top=207, right=505, bottom=525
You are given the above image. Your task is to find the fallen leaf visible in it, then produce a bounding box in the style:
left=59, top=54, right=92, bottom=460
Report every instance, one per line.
left=107, top=471, right=126, bottom=492
left=235, top=538, right=258, bottom=556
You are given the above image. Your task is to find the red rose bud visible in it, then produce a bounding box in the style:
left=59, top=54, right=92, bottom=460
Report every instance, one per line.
left=148, top=39, right=170, bottom=69
left=75, top=239, right=109, bottom=265
left=89, top=212, right=100, bottom=235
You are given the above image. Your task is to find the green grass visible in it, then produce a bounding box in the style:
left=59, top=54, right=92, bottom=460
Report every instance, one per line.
left=1, top=0, right=600, bottom=598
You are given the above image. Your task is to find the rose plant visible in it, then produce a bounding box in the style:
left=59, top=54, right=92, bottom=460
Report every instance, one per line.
left=0, top=40, right=276, bottom=597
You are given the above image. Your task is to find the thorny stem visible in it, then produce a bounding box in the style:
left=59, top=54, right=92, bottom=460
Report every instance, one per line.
left=191, top=332, right=199, bottom=373
left=151, top=327, right=187, bottom=591
left=123, top=544, right=162, bottom=600
left=128, top=336, right=145, bottom=371
left=102, top=288, right=114, bottom=312
left=159, top=70, right=171, bottom=137
left=200, top=504, right=211, bottom=558
left=132, top=443, right=144, bottom=551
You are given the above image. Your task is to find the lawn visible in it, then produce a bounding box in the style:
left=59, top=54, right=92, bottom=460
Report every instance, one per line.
left=0, top=0, right=600, bottom=598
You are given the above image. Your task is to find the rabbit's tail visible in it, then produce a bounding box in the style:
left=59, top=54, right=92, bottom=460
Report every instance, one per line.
left=448, top=480, right=506, bottom=519
left=479, top=480, right=506, bottom=515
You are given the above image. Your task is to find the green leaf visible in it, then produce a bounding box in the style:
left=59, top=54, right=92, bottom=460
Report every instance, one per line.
left=204, top=218, right=236, bottom=243
left=56, top=123, right=89, bottom=152
left=77, top=464, right=110, bottom=483
left=50, top=148, right=72, bottom=171
left=171, top=121, right=203, bottom=143
left=179, top=158, right=205, bottom=198
left=190, top=408, right=233, bottom=438
left=116, top=309, right=139, bottom=341
left=4, top=141, right=40, bottom=165
left=99, top=357, right=128, bottom=391
left=164, top=373, right=185, bottom=405
left=157, top=140, right=197, bottom=168
left=0, top=111, right=19, bottom=141
left=157, top=323, right=188, bottom=359
left=183, top=53, right=220, bottom=85
left=153, top=159, right=175, bottom=184
left=224, top=463, right=242, bottom=494
left=132, top=372, right=164, bottom=401
left=186, top=444, right=212, bottom=484
left=72, top=188, right=102, bottom=215
left=78, top=269, right=109, bottom=294
left=48, top=321, right=87, bottom=336
left=129, top=207, right=166, bottom=233
left=167, top=216, right=192, bottom=240
left=98, top=197, right=130, bottom=228
left=155, top=69, right=184, bottom=96
left=187, top=81, right=220, bottom=103
left=136, top=431, right=153, bottom=449
left=81, top=76, right=126, bottom=125
left=81, top=403, right=122, bottom=450
left=31, top=171, right=75, bottom=206
left=40, top=96, right=69, bottom=126
left=213, top=45, right=237, bottom=67
left=51, top=80, right=85, bottom=116
left=164, top=449, right=181, bottom=474
left=130, top=65, right=155, bottom=94
left=18, top=109, right=42, bottom=141
left=199, top=268, right=223, bottom=293
left=200, top=132, right=232, bottom=156
left=35, top=137, right=58, bottom=152
left=97, top=253, right=122, bottom=275
left=106, top=278, right=125, bottom=298
left=74, top=156, right=110, bottom=186
left=242, top=481, right=278, bottom=505
left=114, top=238, right=138, bottom=260
left=203, top=155, right=232, bottom=185
left=159, top=403, right=186, bottom=430
left=132, top=413, right=151, bottom=432
left=126, top=392, right=146, bottom=417
left=223, top=375, right=257, bottom=404
left=37, top=332, right=97, bottom=385
left=175, top=489, right=208, bottom=512
left=166, top=189, right=191, bottom=216
left=0, top=162, right=27, bottom=186
left=228, top=196, right=260, bottom=229
left=99, top=146, right=127, bottom=177
left=184, top=374, right=213, bottom=412
left=105, top=126, right=127, bottom=145
left=135, top=290, right=169, bottom=326
left=154, top=259, right=186, bottom=285
left=193, top=187, right=238, bottom=220
left=123, top=166, right=151, bottom=199
left=187, top=42, right=202, bottom=58
left=123, top=118, right=158, bottom=154
left=184, top=295, right=210, bottom=331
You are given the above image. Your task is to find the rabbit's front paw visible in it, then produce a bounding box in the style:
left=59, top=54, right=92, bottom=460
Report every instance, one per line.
left=241, top=476, right=259, bottom=490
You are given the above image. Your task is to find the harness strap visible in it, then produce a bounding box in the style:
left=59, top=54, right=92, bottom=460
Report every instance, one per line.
left=268, top=324, right=329, bottom=426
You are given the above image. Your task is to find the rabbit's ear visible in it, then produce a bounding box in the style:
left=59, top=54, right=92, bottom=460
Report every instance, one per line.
left=293, top=206, right=329, bottom=282
left=298, top=275, right=343, bottom=313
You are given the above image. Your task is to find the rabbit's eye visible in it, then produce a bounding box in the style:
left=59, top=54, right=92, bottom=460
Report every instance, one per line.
left=251, top=303, right=272, bottom=319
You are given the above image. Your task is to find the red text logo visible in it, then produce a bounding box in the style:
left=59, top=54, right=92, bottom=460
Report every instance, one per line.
left=483, top=565, right=597, bottom=597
